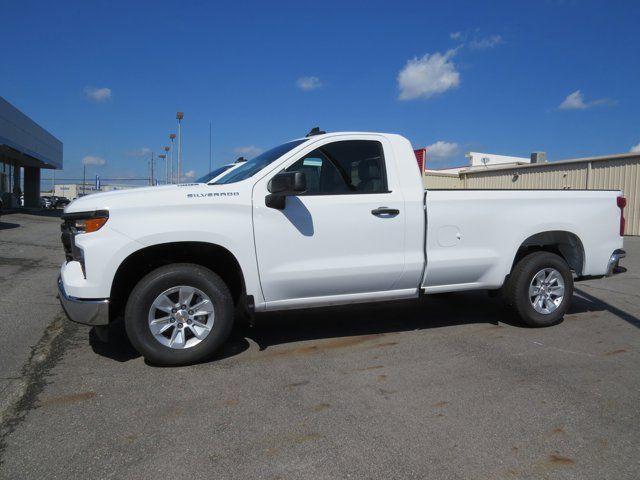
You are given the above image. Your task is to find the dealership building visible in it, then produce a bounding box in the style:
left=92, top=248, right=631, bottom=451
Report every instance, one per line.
left=0, top=96, right=62, bottom=208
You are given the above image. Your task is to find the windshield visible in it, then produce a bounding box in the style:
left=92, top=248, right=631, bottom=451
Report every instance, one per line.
left=213, top=139, right=307, bottom=184
left=196, top=164, right=234, bottom=183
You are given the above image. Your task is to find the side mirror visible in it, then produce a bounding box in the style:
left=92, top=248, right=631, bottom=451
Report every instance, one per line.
left=268, top=171, right=306, bottom=194
left=266, top=171, right=306, bottom=210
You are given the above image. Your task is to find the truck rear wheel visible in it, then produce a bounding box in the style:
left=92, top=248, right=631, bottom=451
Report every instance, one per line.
left=124, top=263, right=234, bottom=365
left=506, top=251, right=573, bottom=327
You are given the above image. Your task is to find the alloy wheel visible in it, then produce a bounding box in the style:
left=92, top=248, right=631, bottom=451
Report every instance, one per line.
left=147, top=285, right=215, bottom=349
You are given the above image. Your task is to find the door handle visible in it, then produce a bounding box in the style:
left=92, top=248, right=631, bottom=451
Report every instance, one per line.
left=371, top=207, right=400, bottom=217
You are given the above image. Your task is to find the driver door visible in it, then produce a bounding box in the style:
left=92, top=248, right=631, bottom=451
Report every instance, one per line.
left=252, top=137, right=407, bottom=309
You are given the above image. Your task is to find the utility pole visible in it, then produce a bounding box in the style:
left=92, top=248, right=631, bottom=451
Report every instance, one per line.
left=176, top=112, right=184, bottom=183
left=169, top=133, right=176, bottom=183
left=209, top=120, right=212, bottom=173
left=163, top=146, right=170, bottom=184
left=159, top=154, right=167, bottom=184
left=151, top=152, right=155, bottom=186
left=82, top=164, right=86, bottom=195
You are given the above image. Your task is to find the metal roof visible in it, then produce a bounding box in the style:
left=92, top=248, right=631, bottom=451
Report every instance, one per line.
left=0, top=96, right=62, bottom=169
left=460, top=151, right=640, bottom=175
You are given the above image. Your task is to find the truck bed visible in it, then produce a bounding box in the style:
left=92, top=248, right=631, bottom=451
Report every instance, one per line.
left=421, top=189, right=623, bottom=293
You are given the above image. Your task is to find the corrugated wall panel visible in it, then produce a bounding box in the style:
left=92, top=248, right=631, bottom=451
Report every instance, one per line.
left=424, top=173, right=462, bottom=189
left=464, top=163, right=589, bottom=190
left=590, top=158, right=640, bottom=236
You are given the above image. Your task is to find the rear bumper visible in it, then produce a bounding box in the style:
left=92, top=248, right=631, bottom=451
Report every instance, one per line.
left=606, top=249, right=626, bottom=276
left=57, top=276, right=109, bottom=326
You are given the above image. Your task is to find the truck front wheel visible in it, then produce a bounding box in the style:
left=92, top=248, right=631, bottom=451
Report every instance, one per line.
left=506, top=251, right=574, bottom=327
left=124, top=263, right=234, bottom=365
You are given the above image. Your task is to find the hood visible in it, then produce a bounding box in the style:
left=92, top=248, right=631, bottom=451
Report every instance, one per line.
left=64, top=183, right=212, bottom=213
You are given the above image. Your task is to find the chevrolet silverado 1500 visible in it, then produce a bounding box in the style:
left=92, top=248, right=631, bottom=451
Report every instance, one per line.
left=58, top=130, right=627, bottom=365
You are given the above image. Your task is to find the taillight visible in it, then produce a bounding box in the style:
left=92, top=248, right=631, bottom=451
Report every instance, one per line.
left=617, top=196, right=626, bottom=236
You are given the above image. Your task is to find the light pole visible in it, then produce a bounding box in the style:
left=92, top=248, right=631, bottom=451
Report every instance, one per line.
left=163, top=146, right=170, bottom=184
left=176, top=112, right=184, bottom=183
left=169, top=133, right=176, bottom=183
left=158, top=154, right=167, bottom=184
left=209, top=120, right=212, bottom=173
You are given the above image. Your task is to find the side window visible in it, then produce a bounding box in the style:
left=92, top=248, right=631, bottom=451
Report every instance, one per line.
left=287, top=154, right=341, bottom=195
left=286, top=140, right=387, bottom=195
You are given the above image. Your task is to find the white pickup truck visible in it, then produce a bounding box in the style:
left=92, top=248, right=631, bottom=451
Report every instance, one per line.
left=58, top=130, right=627, bottom=365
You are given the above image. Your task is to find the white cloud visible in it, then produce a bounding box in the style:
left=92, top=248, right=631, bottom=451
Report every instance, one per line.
left=234, top=145, right=263, bottom=158
left=426, top=141, right=459, bottom=158
left=450, top=31, right=462, bottom=41
left=82, top=155, right=106, bottom=166
left=83, top=86, right=112, bottom=102
left=630, top=143, right=640, bottom=153
left=126, top=147, right=151, bottom=157
left=184, top=170, right=196, bottom=179
left=559, top=90, right=616, bottom=110
left=469, top=35, right=503, bottom=50
left=296, top=76, right=322, bottom=91
left=398, top=49, right=460, bottom=101
left=559, top=90, right=588, bottom=110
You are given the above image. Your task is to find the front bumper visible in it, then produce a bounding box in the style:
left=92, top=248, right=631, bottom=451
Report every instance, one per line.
left=57, top=276, right=109, bottom=326
left=606, top=249, right=626, bottom=276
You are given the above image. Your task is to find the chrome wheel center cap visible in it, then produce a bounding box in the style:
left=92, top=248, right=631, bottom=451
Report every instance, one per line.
left=175, top=310, right=189, bottom=322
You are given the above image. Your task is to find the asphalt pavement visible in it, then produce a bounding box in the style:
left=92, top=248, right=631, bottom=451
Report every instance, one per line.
left=0, top=210, right=65, bottom=416
left=0, top=211, right=638, bottom=479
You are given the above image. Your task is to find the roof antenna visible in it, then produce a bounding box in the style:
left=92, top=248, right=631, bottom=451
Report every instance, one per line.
left=306, top=127, right=326, bottom=137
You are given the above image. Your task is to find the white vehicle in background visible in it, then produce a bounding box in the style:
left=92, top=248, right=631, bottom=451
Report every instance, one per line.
left=195, top=157, right=247, bottom=184
left=58, top=128, right=627, bottom=366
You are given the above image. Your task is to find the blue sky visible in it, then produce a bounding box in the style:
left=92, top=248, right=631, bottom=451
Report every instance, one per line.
left=2, top=0, right=639, bottom=182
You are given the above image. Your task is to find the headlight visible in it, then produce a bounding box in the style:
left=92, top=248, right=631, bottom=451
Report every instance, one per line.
left=74, top=216, right=109, bottom=233
left=63, top=210, right=109, bottom=234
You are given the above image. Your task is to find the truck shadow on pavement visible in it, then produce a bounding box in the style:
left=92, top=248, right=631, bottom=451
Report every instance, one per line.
left=574, top=287, right=640, bottom=328
left=0, top=221, right=20, bottom=230
left=89, top=288, right=631, bottom=365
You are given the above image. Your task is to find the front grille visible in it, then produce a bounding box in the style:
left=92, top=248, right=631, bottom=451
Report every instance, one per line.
left=60, top=220, right=75, bottom=262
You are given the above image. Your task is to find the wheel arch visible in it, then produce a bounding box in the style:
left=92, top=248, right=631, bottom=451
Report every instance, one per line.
left=109, top=241, right=246, bottom=323
left=511, top=230, right=585, bottom=276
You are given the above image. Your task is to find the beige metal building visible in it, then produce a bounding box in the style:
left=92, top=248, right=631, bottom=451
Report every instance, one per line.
left=422, top=171, right=461, bottom=189
left=424, top=152, right=640, bottom=236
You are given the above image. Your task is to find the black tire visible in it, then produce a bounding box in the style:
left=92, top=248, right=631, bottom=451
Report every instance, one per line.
left=124, top=263, right=234, bottom=365
left=506, top=251, right=573, bottom=327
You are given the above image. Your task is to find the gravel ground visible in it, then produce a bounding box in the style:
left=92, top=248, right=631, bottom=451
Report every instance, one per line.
left=0, top=211, right=638, bottom=479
